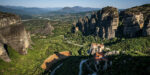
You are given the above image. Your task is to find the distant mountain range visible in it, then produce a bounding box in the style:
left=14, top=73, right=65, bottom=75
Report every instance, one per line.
left=0, top=5, right=124, bottom=20
left=0, top=5, right=100, bottom=16
left=59, top=6, right=100, bottom=13
left=0, top=5, right=61, bottom=15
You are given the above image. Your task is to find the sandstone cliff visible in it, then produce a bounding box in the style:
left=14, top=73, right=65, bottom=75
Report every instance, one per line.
left=0, top=12, right=30, bottom=62
left=31, top=21, right=54, bottom=36
left=120, top=4, right=150, bottom=37
left=0, top=12, right=21, bottom=28
left=73, top=4, right=150, bottom=38
left=73, top=6, right=119, bottom=39
left=41, top=22, right=54, bottom=35
left=122, top=4, right=150, bottom=20
left=143, top=15, right=150, bottom=36
left=121, top=12, right=144, bottom=37
left=98, top=7, right=119, bottom=39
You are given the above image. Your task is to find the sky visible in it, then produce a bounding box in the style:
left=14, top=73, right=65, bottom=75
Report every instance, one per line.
left=0, top=0, right=150, bottom=9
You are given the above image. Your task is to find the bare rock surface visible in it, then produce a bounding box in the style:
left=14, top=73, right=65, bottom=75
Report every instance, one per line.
left=73, top=6, right=119, bottom=39
left=0, top=12, right=30, bottom=62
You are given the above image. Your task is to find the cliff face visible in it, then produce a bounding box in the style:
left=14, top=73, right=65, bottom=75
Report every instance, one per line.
left=122, top=4, right=150, bottom=19
left=41, top=22, right=54, bottom=35
left=143, top=15, right=150, bottom=36
left=31, top=21, right=54, bottom=36
left=122, top=12, right=144, bottom=37
left=0, top=12, right=30, bottom=62
left=120, top=4, right=150, bottom=37
left=0, top=12, right=21, bottom=28
left=72, top=4, right=150, bottom=38
left=98, top=7, right=119, bottom=39
left=73, top=6, right=119, bottom=39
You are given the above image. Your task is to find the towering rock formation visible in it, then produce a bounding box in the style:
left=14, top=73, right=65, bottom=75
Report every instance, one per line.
left=72, top=4, right=150, bottom=38
left=40, top=22, right=54, bottom=35
left=83, top=16, right=90, bottom=34
left=73, top=6, right=119, bottom=39
left=98, top=7, right=119, bottom=39
left=77, top=18, right=85, bottom=33
left=89, top=12, right=97, bottom=35
left=143, top=15, right=150, bottom=36
left=121, top=11, right=144, bottom=37
left=120, top=4, right=150, bottom=37
left=72, top=21, right=78, bottom=33
left=122, top=4, right=150, bottom=20
left=0, top=11, right=30, bottom=62
left=30, top=21, right=54, bottom=36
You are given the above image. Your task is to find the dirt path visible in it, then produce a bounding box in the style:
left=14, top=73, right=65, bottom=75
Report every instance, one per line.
left=66, top=40, right=84, bottom=47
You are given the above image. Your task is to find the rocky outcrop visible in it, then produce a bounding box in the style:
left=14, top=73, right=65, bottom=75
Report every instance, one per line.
left=143, top=15, right=150, bottom=36
left=120, top=4, right=150, bottom=37
left=121, top=11, right=144, bottom=37
left=0, top=12, right=21, bottom=28
left=98, top=7, right=119, bottom=39
left=72, top=4, right=150, bottom=38
left=31, top=22, right=54, bottom=36
left=73, top=6, right=119, bottom=39
left=89, top=13, right=97, bottom=35
left=0, top=12, right=30, bottom=62
left=40, top=22, right=54, bottom=35
left=122, top=4, right=150, bottom=20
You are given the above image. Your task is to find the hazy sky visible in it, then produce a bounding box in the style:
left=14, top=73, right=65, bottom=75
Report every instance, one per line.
left=0, top=0, right=150, bottom=8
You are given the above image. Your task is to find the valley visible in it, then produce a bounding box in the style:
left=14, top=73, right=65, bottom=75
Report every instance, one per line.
left=0, top=3, right=150, bottom=75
